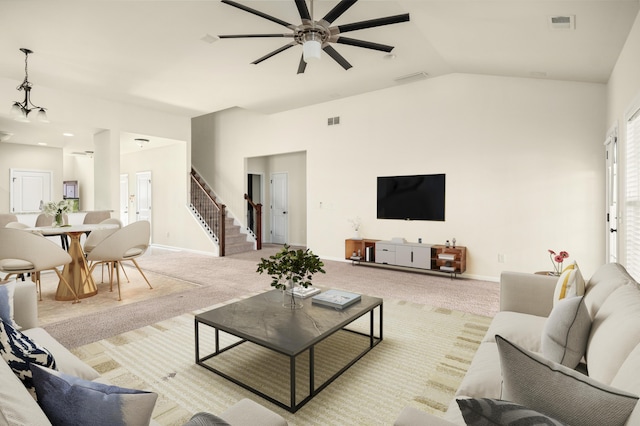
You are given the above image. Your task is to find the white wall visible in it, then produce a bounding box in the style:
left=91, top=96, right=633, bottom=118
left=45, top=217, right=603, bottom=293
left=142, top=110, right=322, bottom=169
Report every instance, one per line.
left=606, top=10, right=640, bottom=268
left=193, top=73, right=606, bottom=280
left=120, top=142, right=215, bottom=253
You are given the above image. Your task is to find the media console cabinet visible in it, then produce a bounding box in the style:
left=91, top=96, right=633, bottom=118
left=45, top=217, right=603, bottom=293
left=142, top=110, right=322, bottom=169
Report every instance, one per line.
left=345, top=238, right=466, bottom=277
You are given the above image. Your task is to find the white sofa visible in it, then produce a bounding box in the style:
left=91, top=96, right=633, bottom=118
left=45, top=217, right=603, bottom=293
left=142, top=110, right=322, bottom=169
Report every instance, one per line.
left=395, top=262, right=640, bottom=425
left=0, top=280, right=287, bottom=426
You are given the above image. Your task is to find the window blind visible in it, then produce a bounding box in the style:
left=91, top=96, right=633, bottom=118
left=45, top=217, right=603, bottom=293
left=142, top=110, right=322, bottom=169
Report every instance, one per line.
left=625, top=107, right=640, bottom=279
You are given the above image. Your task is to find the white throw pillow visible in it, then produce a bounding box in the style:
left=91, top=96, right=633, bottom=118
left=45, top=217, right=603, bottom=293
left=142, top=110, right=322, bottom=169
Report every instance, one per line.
left=496, top=335, right=638, bottom=426
left=553, top=261, right=585, bottom=305
left=541, top=296, right=591, bottom=368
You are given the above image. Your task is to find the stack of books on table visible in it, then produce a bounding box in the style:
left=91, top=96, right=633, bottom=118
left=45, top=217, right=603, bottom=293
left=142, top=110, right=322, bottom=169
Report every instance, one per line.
left=285, top=286, right=321, bottom=298
left=312, top=289, right=361, bottom=309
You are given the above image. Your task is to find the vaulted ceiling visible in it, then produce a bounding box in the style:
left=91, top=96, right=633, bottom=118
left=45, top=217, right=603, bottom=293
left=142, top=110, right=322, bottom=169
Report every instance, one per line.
left=0, top=0, right=638, bottom=153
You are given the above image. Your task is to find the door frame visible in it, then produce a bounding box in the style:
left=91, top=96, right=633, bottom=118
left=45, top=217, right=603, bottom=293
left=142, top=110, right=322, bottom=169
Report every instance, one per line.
left=605, top=124, right=619, bottom=263
left=270, top=172, right=288, bottom=244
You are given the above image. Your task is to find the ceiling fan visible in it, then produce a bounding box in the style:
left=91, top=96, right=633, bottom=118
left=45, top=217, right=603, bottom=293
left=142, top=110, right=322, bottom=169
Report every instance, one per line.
left=218, top=0, right=410, bottom=74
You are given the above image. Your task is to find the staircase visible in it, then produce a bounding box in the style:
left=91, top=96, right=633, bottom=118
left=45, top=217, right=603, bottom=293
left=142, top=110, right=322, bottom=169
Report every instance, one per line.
left=190, top=169, right=254, bottom=256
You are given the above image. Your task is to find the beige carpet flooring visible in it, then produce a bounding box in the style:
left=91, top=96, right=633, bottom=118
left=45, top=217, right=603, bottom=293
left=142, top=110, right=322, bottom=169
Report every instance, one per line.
left=71, top=296, right=492, bottom=426
left=39, top=245, right=500, bottom=348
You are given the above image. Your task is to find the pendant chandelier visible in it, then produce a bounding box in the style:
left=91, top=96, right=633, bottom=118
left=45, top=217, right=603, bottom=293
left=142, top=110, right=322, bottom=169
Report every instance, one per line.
left=10, top=48, right=49, bottom=123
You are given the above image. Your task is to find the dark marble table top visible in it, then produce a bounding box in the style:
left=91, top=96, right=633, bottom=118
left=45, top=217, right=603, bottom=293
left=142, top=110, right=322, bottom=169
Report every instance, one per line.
left=196, top=289, right=383, bottom=356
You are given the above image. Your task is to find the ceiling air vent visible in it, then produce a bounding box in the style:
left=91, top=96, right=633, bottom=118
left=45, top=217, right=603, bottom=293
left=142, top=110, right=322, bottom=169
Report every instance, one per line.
left=394, top=71, right=429, bottom=85
left=549, top=15, right=575, bottom=30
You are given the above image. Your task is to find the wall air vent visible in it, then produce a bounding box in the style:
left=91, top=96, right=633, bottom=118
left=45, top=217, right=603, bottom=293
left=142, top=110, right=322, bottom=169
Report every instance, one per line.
left=394, top=71, right=429, bottom=85
left=549, top=15, right=575, bottom=30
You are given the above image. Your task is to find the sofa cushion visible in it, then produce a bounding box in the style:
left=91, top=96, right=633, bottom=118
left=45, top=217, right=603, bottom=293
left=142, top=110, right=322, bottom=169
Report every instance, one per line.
left=583, top=263, right=634, bottom=318
left=612, top=343, right=640, bottom=426
left=0, top=320, right=57, bottom=398
left=0, top=356, right=52, bottom=426
left=0, top=280, right=18, bottom=329
left=585, top=284, right=640, bottom=385
left=496, top=335, right=638, bottom=426
left=541, top=295, right=591, bottom=368
left=455, top=343, right=503, bottom=399
left=481, top=311, right=546, bottom=353
left=552, top=262, right=585, bottom=305
left=456, top=398, right=564, bottom=425
left=23, top=328, right=100, bottom=381
left=31, top=364, right=158, bottom=426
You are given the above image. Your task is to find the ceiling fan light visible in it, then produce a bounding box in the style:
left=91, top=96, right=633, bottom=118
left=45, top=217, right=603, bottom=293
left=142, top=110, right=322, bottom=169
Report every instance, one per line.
left=303, top=39, right=322, bottom=61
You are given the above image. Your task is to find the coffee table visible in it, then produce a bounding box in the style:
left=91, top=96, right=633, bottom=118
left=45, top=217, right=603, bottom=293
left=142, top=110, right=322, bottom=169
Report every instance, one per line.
left=195, top=289, right=383, bottom=413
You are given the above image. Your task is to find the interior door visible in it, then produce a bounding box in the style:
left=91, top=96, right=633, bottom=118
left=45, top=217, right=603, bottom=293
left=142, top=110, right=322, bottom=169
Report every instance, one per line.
left=136, top=171, right=152, bottom=224
left=10, top=169, right=52, bottom=213
left=605, top=129, right=619, bottom=263
left=120, top=174, right=129, bottom=226
left=270, top=172, right=288, bottom=244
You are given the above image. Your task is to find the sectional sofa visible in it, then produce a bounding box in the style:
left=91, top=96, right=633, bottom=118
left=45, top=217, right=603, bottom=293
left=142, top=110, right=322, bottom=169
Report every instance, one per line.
left=0, top=279, right=287, bottom=426
left=395, top=262, right=640, bottom=425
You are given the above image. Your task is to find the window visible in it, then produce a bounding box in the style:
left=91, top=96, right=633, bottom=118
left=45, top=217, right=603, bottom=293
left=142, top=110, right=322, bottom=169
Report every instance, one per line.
left=625, top=106, right=640, bottom=279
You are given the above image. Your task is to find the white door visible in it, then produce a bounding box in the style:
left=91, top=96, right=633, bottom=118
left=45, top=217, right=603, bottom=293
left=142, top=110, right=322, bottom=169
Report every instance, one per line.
left=136, top=171, right=152, bottom=224
left=120, top=174, right=129, bottom=226
left=10, top=169, right=52, bottom=213
left=605, top=129, right=619, bottom=263
left=270, top=172, right=288, bottom=244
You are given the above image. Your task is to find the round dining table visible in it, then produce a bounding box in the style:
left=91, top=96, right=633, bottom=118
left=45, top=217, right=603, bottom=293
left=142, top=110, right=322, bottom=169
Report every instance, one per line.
left=28, top=223, right=119, bottom=301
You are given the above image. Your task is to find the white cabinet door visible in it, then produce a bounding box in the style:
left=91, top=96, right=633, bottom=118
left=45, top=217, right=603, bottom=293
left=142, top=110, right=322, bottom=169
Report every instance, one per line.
left=395, top=245, right=413, bottom=267
left=412, top=246, right=432, bottom=269
left=375, top=243, right=396, bottom=264
left=396, top=244, right=431, bottom=269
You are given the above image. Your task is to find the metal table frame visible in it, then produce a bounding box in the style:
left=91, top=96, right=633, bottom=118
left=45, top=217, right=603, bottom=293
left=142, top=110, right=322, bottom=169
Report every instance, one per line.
left=195, top=292, right=383, bottom=413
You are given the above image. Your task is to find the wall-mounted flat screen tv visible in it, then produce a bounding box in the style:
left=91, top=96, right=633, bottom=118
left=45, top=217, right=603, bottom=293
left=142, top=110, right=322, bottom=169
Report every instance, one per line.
left=377, top=174, right=446, bottom=221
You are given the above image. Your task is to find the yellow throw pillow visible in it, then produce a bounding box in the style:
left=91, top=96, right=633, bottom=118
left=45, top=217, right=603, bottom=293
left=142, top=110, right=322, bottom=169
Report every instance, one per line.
left=553, top=261, right=585, bottom=305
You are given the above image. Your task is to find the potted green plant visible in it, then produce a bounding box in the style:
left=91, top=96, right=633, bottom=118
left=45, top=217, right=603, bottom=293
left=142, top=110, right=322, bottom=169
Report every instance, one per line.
left=256, top=244, right=325, bottom=309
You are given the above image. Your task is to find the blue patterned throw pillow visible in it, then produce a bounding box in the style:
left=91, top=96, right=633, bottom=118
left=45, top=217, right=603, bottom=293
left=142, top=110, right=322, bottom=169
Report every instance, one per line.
left=31, top=364, right=158, bottom=426
left=0, top=320, right=57, bottom=398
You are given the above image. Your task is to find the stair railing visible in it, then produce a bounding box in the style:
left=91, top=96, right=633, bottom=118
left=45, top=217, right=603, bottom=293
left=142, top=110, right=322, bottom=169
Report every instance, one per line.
left=190, top=172, right=226, bottom=256
left=244, top=193, right=262, bottom=250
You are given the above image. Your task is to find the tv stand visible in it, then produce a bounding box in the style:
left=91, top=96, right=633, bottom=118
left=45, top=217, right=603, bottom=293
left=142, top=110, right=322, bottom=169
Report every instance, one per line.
left=344, top=238, right=466, bottom=277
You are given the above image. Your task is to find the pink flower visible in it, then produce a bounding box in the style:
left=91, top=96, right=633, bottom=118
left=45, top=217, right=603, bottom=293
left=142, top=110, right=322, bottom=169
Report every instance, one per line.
left=554, top=254, right=564, bottom=263
left=548, top=249, right=556, bottom=255
left=559, top=251, right=569, bottom=258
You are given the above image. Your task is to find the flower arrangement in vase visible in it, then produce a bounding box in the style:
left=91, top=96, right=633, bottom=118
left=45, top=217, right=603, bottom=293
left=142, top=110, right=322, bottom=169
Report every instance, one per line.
left=548, top=249, right=569, bottom=276
left=43, top=200, right=73, bottom=227
left=348, top=217, right=362, bottom=240
left=256, top=245, right=325, bottom=309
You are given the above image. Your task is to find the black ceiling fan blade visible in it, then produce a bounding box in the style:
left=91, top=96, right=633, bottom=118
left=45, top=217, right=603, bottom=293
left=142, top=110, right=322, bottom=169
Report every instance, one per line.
left=219, top=34, right=293, bottom=39
left=321, top=0, right=358, bottom=25
left=295, top=0, right=311, bottom=21
left=297, top=55, right=307, bottom=74
left=251, top=42, right=296, bottom=65
left=336, top=13, right=410, bottom=34
left=335, top=36, right=394, bottom=52
left=221, top=0, right=294, bottom=29
left=323, top=45, right=352, bottom=70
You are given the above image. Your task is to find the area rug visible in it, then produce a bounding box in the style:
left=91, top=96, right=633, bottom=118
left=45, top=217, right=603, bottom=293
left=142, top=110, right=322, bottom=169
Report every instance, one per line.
left=71, top=295, right=491, bottom=425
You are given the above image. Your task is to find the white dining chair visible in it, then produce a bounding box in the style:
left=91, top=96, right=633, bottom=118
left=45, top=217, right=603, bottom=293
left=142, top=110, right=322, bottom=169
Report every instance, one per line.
left=83, top=218, right=124, bottom=283
left=0, top=228, right=79, bottom=303
left=84, top=221, right=152, bottom=301
left=0, top=214, right=19, bottom=228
